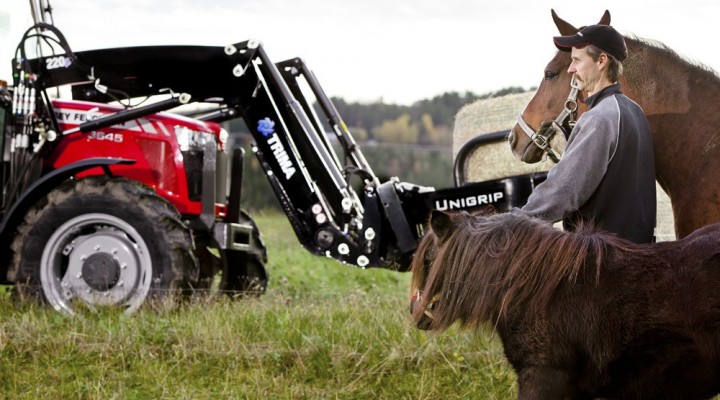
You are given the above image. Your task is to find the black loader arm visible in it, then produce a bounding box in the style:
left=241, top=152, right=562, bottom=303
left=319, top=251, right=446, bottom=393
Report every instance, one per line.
left=23, top=38, right=417, bottom=269
left=22, top=35, right=537, bottom=271
left=210, top=44, right=544, bottom=270
left=217, top=41, right=420, bottom=270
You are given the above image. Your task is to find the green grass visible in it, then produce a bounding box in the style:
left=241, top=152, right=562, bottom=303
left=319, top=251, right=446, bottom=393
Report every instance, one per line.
left=0, top=212, right=517, bottom=399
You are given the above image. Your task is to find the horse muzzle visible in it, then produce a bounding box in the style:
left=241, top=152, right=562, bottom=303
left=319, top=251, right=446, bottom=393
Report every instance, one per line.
left=511, top=77, right=580, bottom=164
left=410, top=289, right=437, bottom=330
left=508, top=125, right=545, bottom=164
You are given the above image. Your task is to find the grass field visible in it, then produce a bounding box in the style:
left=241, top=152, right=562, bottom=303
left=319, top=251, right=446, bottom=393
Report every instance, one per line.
left=0, top=212, right=517, bottom=399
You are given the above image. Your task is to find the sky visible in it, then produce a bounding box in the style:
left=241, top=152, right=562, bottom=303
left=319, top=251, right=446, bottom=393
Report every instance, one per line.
left=1, top=0, right=719, bottom=105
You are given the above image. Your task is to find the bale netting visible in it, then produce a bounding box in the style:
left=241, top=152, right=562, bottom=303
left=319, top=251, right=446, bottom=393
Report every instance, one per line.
left=453, top=92, right=558, bottom=181
left=453, top=92, right=675, bottom=241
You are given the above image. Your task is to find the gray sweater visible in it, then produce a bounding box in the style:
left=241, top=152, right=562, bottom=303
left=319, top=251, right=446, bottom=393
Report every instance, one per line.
left=515, top=84, right=656, bottom=243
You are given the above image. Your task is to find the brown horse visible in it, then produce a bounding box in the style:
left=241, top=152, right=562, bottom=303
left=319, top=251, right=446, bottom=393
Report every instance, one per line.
left=410, top=210, right=720, bottom=399
left=508, top=10, right=720, bottom=239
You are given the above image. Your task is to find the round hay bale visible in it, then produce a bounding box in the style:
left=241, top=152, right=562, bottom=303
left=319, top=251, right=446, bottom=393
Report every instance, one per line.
left=453, top=92, right=559, bottom=181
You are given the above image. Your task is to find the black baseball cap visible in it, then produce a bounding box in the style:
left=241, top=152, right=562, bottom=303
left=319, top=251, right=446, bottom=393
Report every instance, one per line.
left=553, top=24, right=627, bottom=61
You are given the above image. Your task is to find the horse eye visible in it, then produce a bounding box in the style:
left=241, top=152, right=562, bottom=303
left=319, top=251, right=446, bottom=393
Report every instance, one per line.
left=544, top=71, right=559, bottom=81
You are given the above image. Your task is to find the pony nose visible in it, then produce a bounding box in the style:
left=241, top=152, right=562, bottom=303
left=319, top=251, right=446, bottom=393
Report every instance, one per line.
left=416, top=317, right=432, bottom=331
left=410, top=295, right=434, bottom=330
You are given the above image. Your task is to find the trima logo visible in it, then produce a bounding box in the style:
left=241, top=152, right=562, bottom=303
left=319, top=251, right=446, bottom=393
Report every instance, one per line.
left=257, top=118, right=296, bottom=180
left=257, top=118, right=275, bottom=137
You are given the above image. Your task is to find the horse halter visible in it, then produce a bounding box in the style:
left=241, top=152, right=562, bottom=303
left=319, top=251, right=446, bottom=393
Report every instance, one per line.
left=516, top=78, right=581, bottom=163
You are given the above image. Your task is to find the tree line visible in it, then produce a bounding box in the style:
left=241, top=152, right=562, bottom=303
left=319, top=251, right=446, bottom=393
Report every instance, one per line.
left=227, top=87, right=530, bottom=146
left=332, top=87, right=528, bottom=145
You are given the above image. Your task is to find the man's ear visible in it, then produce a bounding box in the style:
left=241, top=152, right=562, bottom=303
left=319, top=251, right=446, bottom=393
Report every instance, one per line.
left=597, top=52, right=609, bottom=69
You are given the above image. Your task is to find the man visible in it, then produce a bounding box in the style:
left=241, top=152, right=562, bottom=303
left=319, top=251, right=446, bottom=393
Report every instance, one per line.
left=514, top=24, right=656, bottom=243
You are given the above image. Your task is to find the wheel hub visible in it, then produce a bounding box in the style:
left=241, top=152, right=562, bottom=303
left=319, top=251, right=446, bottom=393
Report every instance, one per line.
left=40, top=213, right=153, bottom=315
left=82, top=253, right=121, bottom=291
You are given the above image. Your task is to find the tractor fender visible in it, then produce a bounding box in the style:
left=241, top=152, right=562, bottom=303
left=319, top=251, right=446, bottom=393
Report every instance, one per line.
left=0, top=157, right=135, bottom=240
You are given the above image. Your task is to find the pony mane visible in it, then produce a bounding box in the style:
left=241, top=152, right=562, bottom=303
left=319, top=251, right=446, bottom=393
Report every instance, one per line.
left=413, top=212, right=649, bottom=331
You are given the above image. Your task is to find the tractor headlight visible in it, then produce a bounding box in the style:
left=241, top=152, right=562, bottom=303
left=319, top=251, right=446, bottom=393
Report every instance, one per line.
left=175, top=126, right=215, bottom=152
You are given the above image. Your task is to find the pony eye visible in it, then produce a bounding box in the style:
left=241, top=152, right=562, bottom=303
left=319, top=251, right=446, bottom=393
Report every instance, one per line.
left=544, top=71, right=559, bottom=81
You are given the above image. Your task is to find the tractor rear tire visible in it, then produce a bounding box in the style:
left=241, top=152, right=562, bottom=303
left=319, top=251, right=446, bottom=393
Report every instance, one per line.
left=9, top=176, right=197, bottom=315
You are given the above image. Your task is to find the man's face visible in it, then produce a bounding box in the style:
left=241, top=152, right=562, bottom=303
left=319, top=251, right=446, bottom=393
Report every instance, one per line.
left=568, top=47, right=603, bottom=94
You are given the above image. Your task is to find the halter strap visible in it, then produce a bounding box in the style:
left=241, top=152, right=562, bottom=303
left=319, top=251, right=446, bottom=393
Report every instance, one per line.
left=516, top=78, right=581, bottom=163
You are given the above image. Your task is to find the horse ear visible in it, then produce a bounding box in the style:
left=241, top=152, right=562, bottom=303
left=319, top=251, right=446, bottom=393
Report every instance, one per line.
left=430, top=210, right=454, bottom=242
left=599, top=10, right=611, bottom=25
left=551, top=9, right=578, bottom=35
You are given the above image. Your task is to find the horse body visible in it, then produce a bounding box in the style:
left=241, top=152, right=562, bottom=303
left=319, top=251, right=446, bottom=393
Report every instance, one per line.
left=509, top=10, right=720, bottom=238
left=622, top=38, right=720, bottom=237
left=410, top=210, right=720, bottom=399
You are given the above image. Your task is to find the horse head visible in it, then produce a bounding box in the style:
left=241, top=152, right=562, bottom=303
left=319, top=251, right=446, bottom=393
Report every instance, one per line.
left=508, top=10, right=611, bottom=163
left=410, top=208, right=605, bottom=333
left=409, top=210, right=467, bottom=330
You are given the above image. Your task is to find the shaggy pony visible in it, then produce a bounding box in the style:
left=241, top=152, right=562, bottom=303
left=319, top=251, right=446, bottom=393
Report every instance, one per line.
left=410, top=210, right=720, bottom=399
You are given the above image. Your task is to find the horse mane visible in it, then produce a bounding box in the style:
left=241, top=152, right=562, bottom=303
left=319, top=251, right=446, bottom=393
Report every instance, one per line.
left=413, top=212, right=653, bottom=331
left=625, top=35, right=720, bottom=84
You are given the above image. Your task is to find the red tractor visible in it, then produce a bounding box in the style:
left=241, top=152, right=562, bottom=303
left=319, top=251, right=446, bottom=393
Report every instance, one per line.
left=1, top=21, right=269, bottom=315
left=0, top=4, right=543, bottom=315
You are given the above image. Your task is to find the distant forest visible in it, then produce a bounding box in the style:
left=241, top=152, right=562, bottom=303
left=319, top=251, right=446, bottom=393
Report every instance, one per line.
left=226, top=86, right=530, bottom=145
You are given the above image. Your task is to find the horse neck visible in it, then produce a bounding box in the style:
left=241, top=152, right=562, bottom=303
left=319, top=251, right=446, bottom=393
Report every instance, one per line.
left=621, top=38, right=720, bottom=198
left=621, top=39, right=696, bottom=117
